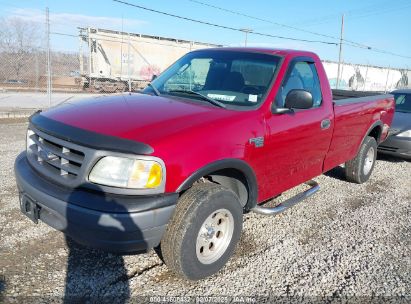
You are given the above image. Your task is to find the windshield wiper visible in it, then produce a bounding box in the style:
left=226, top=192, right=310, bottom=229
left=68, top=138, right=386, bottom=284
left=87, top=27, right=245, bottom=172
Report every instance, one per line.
left=168, top=89, right=226, bottom=109
left=147, top=83, right=161, bottom=96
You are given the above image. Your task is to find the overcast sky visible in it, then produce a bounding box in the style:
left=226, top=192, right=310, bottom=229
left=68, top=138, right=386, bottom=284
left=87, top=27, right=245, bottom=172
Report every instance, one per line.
left=1, top=0, right=410, bottom=69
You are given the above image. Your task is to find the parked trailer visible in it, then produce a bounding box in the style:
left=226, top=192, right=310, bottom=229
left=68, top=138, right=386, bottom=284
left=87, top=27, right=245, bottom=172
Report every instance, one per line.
left=79, top=28, right=222, bottom=92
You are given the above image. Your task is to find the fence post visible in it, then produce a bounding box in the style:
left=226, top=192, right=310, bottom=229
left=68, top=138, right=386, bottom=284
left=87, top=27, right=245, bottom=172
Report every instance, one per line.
left=363, top=65, right=369, bottom=91
left=46, top=7, right=52, bottom=107
left=88, top=27, right=92, bottom=86
left=35, top=51, right=39, bottom=92
left=128, top=33, right=131, bottom=92
left=384, top=67, right=390, bottom=93
left=79, top=35, right=83, bottom=76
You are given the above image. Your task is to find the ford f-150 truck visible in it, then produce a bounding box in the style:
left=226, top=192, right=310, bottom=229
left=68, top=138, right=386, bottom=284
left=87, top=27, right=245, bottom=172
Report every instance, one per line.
left=15, top=48, right=395, bottom=280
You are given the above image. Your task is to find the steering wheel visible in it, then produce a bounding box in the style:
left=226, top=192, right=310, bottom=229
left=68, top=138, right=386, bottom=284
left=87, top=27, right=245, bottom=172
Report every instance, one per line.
left=242, top=86, right=260, bottom=95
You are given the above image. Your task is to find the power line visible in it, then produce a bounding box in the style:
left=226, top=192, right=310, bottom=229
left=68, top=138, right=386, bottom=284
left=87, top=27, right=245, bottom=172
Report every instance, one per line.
left=112, top=0, right=338, bottom=46
left=264, top=0, right=408, bottom=28
left=187, top=0, right=411, bottom=60
left=187, top=0, right=366, bottom=48
left=346, top=3, right=411, bottom=21
left=188, top=1, right=342, bottom=41
left=50, top=32, right=77, bottom=37
left=299, top=2, right=411, bottom=27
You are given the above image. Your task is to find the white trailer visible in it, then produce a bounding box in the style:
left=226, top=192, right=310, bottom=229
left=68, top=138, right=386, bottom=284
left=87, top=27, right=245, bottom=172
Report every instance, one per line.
left=79, top=27, right=222, bottom=92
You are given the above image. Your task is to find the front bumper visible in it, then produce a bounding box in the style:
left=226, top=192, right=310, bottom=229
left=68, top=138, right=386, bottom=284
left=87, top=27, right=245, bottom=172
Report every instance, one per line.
left=14, top=152, right=178, bottom=253
left=378, top=135, right=411, bottom=160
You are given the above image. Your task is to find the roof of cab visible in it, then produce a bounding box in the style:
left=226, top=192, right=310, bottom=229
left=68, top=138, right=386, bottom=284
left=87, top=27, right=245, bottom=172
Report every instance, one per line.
left=194, top=47, right=318, bottom=58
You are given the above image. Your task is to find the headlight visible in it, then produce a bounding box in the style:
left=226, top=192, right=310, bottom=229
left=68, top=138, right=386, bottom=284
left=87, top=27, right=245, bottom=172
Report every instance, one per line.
left=89, top=156, right=164, bottom=189
left=397, top=130, right=411, bottom=138
left=26, top=129, right=35, bottom=151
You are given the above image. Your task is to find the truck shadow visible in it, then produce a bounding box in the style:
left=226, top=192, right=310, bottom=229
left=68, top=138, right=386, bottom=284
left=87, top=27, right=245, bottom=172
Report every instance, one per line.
left=377, top=153, right=410, bottom=163
left=324, top=153, right=409, bottom=182
left=0, top=274, right=5, bottom=300
left=63, top=185, right=146, bottom=303
left=323, top=166, right=346, bottom=181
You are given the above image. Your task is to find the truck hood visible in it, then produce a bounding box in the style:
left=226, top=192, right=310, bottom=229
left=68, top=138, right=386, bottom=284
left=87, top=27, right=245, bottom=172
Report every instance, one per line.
left=41, top=93, right=239, bottom=148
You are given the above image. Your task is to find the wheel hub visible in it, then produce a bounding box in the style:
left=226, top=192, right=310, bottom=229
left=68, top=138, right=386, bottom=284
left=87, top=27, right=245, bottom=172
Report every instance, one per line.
left=205, top=226, right=215, bottom=240
left=196, top=208, right=234, bottom=264
left=363, top=146, right=375, bottom=175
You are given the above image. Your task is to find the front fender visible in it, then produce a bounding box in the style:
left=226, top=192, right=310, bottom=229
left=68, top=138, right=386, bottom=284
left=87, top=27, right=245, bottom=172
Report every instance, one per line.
left=176, top=158, right=258, bottom=209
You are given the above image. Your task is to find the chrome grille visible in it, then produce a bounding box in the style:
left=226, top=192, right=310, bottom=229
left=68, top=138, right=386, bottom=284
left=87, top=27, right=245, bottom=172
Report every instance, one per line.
left=26, top=128, right=85, bottom=180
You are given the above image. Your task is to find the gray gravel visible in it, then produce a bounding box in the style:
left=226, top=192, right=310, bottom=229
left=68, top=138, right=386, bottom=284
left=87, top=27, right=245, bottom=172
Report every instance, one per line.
left=0, top=121, right=410, bottom=303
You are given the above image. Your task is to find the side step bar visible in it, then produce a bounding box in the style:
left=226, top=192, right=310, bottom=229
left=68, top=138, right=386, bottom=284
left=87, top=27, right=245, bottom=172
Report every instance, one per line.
left=251, top=180, right=320, bottom=216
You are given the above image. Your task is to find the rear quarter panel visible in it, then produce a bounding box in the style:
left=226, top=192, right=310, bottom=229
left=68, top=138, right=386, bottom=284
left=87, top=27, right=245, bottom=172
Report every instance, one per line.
left=323, top=95, right=394, bottom=172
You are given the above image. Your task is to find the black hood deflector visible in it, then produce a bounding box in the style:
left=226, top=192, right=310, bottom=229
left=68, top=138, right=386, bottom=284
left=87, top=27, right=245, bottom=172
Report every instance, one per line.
left=30, top=112, right=154, bottom=155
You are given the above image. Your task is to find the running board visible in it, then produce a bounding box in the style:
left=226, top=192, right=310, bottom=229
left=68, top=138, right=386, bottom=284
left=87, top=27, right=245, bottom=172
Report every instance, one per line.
left=251, top=180, right=320, bottom=216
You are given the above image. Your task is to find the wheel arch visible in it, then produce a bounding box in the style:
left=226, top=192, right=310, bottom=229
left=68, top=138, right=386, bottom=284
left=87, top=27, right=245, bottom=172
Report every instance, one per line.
left=176, top=159, right=258, bottom=211
left=367, top=121, right=383, bottom=144
left=366, top=120, right=383, bottom=144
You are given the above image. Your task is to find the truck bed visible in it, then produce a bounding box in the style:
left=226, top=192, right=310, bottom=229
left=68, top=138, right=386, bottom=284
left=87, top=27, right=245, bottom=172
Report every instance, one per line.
left=332, top=89, right=385, bottom=100
left=323, top=92, right=394, bottom=173
left=332, top=89, right=392, bottom=106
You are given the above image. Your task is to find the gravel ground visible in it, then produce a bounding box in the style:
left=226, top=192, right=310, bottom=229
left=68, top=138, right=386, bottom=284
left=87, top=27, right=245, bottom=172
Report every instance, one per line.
left=0, top=121, right=410, bottom=303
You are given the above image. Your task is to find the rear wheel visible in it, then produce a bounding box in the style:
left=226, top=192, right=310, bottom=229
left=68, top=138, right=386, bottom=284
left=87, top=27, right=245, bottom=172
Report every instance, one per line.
left=344, top=136, right=377, bottom=183
left=159, top=183, right=243, bottom=280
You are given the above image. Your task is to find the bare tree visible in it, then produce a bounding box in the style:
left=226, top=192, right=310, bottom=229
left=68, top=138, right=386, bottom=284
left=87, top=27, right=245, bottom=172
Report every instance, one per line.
left=0, top=17, right=40, bottom=80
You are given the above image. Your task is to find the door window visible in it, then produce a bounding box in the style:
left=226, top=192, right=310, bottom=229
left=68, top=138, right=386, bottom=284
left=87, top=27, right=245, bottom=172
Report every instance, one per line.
left=277, top=61, right=322, bottom=108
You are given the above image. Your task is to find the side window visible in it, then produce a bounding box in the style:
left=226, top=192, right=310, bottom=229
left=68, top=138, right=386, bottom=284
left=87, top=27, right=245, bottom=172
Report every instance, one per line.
left=395, top=94, right=406, bottom=105
left=276, top=61, right=322, bottom=108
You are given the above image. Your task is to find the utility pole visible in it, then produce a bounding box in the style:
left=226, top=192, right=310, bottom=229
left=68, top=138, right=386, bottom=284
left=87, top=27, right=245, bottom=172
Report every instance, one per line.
left=240, top=28, right=253, bottom=47
left=46, top=7, right=52, bottom=107
left=336, top=14, right=344, bottom=90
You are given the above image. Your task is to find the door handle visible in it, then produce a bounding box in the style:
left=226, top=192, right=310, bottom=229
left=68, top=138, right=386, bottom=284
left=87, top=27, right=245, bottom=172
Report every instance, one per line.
left=321, top=119, right=331, bottom=130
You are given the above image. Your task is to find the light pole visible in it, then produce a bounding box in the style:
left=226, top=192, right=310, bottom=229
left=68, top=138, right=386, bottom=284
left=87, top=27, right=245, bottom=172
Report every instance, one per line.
left=240, top=28, right=253, bottom=47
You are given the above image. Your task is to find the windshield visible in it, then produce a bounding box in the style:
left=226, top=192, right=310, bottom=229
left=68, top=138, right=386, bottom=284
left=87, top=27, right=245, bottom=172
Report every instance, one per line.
left=394, top=93, right=411, bottom=113
left=143, top=50, right=281, bottom=107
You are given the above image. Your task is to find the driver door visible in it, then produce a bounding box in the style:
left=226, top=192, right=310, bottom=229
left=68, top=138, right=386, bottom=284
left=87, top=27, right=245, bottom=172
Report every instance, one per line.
left=260, top=58, right=333, bottom=200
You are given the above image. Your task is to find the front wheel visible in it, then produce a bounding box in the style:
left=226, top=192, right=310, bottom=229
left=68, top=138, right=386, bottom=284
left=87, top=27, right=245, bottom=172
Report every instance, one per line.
left=159, top=183, right=243, bottom=280
left=344, top=136, right=378, bottom=183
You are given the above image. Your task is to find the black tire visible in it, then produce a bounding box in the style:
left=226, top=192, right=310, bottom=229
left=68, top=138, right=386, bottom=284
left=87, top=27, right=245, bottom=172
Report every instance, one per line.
left=159, top=183, right=243, bottom=280
left=344, top=136, right=378, bottom=184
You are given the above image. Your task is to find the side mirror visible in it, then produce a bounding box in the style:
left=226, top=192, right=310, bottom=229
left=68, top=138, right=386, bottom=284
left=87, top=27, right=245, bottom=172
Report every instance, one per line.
left=284, top=89, right=313, bottom=109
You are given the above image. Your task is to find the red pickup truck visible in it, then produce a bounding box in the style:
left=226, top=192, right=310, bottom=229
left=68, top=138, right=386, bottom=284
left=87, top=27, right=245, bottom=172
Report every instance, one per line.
left=15, top=48, right=394, bottom=280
